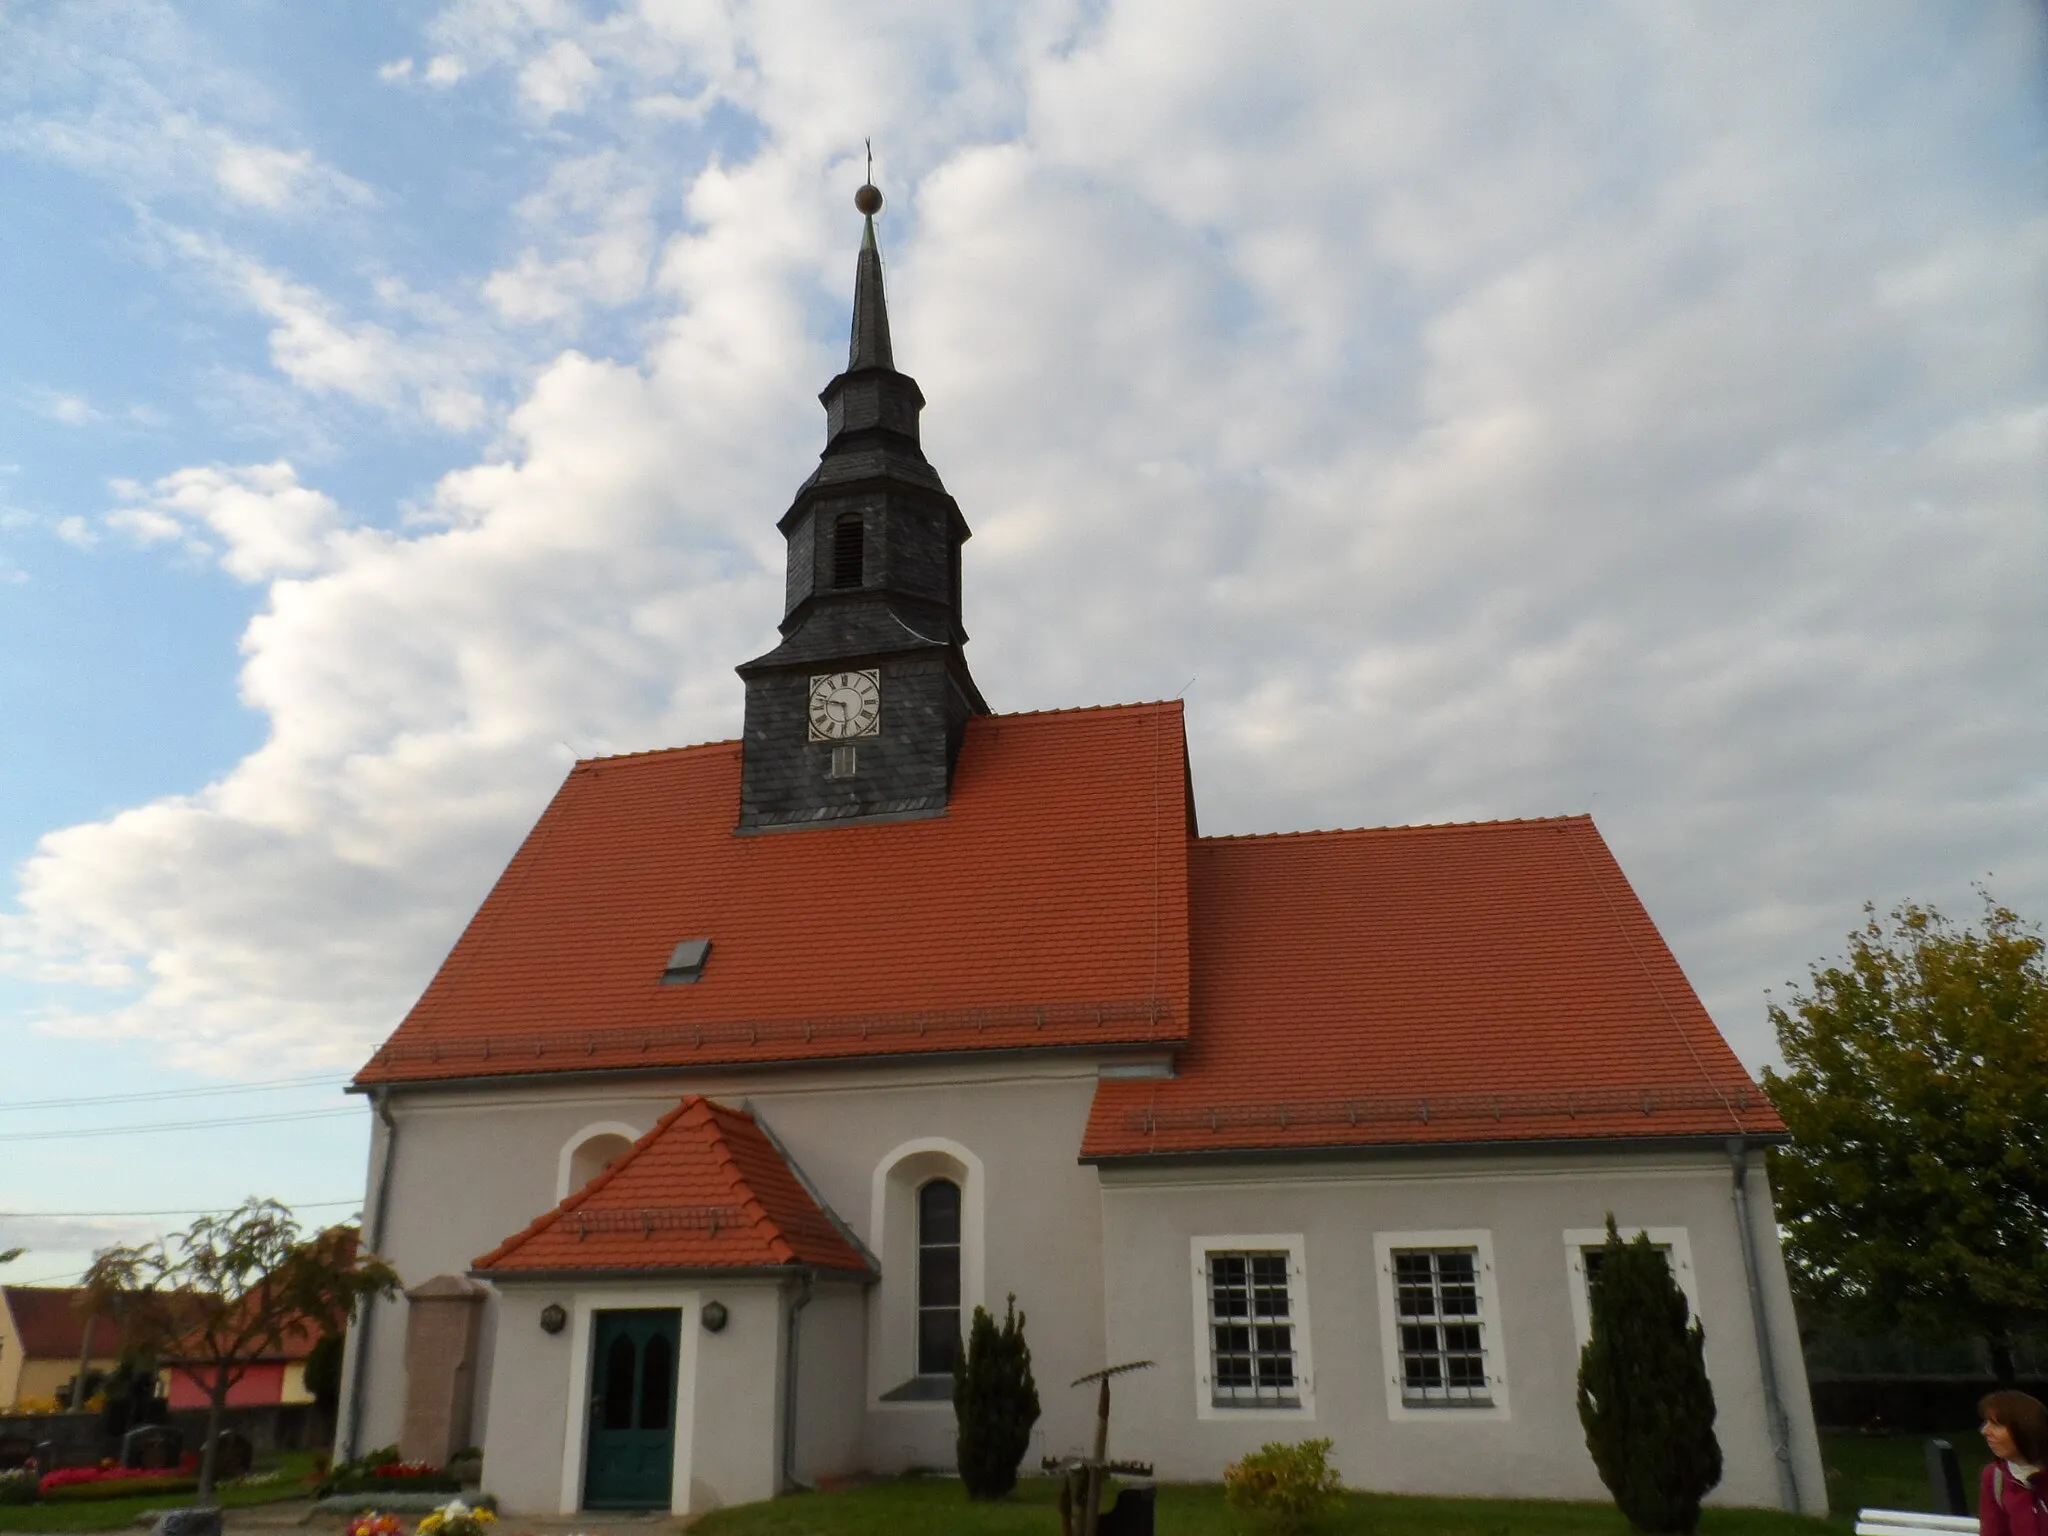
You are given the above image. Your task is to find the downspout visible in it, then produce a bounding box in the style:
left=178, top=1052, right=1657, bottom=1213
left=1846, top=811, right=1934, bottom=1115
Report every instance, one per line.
left=780, top=1269, right=816, bottom=1494
left=1729, top=1138, right=1799, bottom=1512
left=341, top=1087, right=400, bottom=1461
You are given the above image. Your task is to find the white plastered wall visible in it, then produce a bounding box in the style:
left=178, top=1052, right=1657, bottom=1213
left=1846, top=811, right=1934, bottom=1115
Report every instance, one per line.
left=350, top=1056, right=1110, bottom=1485
left=1099, top=1146, right=1827, bottom=1516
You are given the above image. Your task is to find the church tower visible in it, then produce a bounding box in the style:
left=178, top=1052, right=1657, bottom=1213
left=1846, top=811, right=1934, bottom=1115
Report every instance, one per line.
left=735, top=182, right=989, bottom=830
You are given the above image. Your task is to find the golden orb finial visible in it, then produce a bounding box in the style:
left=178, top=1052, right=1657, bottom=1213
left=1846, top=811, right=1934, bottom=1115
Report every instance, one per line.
left=855, top=183, right=883, bottom=216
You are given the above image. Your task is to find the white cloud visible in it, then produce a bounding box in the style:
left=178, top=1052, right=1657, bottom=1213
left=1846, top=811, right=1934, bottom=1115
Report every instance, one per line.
left=0, top=2, right=372, bottom=217
left=214, top=142, right=317, bottom=209
left=378, top=57, right=416, bottom=83
left=39, top=391, right=102, bottom=426
left=107, top=462, right=348, bottom=582
left=518, top=38, right=598, bottom=117
left=3, top=0, right=2044, bottom=1085
left=159, top=228, right=493, bottom=432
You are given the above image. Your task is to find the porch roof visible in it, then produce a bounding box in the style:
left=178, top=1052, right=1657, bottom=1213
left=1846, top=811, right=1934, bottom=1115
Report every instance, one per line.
left=474, top=1097, right=871, bottom=1277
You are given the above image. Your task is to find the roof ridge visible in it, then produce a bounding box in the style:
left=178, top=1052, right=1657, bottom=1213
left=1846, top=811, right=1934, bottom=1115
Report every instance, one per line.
left=700, top=1102, right=798, bottom=1265
left=577, top=739, right=742, bottom=767
left=975, top=699, right=1184, bottom=724
left=1199, top=814, right=1592, bottom=844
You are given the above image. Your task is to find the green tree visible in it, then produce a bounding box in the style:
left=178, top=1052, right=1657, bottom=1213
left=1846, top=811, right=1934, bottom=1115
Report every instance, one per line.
left=83, top=1201, right=398, bottom=1503
left=1762, top=896, right=2048, bottom=1382
left=951, top=1294, right=1040, bottom=1500
left=1577, top=1217, right=1722, bottom=1533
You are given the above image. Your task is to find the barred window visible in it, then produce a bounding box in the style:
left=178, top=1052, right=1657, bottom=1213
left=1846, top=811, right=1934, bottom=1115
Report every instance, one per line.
left=1206, top=1250, right=1298, bottom=1407
left=1393, top=1248, right=1491, bottom=1406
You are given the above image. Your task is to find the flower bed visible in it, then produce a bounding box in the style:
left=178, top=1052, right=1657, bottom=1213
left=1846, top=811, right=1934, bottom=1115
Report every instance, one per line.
left=40, top=1464, right=196, bottom=1497
left=318, top=1449, right=461, bottom=1499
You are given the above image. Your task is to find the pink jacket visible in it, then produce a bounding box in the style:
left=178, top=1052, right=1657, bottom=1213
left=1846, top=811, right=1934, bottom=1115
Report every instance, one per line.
left=1982, top=1461, right=2048, bottom=1536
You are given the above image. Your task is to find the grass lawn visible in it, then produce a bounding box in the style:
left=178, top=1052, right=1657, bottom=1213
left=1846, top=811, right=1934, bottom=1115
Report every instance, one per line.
left=689, top=1430, right=1989, bottom=1536
left=0, top=1450, right=324, bottom=1533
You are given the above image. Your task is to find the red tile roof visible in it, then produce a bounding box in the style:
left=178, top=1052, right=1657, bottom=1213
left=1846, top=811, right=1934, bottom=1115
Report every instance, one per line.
left=475, top=1097, right=871, bottom=1275
left=2, top=1288, right=124, bottom=1360
left=357, top=703, right=1192, bottom=1086
left=1082, top=816, right=1782, bottom=1159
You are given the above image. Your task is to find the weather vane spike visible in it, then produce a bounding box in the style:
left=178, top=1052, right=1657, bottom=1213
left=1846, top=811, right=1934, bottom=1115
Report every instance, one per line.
left=855, top=139, right=883, bottom=217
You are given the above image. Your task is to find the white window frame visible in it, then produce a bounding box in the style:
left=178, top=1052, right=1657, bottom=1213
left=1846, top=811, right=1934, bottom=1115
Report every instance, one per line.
left=1563, top=1226, right=1701, bottom=1349
left=1189, top=1234, right=1315, bottom=1422
left=1373, top=1228, right=1511, bottom=1421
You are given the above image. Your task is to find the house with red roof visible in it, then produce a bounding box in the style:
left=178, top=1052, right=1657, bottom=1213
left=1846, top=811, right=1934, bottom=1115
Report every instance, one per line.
left=0, top=1288, right=122, bottom=1410
left=337, top=187, right=1825, bottom=1519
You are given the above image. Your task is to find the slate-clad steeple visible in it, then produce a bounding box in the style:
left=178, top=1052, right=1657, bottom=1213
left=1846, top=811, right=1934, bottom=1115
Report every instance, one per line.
left=735, top=182, right=988, bottom=831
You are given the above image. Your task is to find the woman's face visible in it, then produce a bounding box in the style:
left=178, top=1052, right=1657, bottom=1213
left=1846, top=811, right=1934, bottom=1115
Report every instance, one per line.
left=1985, top=1418, right=2021, bottom=1462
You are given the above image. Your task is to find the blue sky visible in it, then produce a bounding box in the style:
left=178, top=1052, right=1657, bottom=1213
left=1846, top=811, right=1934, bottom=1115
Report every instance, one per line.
left=2, top=0, right=2043, bottom=1287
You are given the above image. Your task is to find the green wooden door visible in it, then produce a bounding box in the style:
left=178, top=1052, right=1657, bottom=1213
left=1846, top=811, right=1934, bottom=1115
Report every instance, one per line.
left=583, top=1309, right=680, bottom=1510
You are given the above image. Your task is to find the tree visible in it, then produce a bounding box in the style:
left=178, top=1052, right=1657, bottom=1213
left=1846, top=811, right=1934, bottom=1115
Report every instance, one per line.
left=951, top=1294, right=1041, bottom=1499
left=82, top=1201, right=399, bottom=1503
left=1577, top=1217, right=1722, bottom=1533
left=1762, top=896, right=2048, bottom=1383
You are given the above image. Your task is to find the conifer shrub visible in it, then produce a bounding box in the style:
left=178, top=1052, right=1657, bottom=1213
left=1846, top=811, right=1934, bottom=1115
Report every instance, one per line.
left=1577, top=1215, right=1722, bottom=1532
left=1223, top=1437, right=1343, bottom=1533
left=951, top=1294, right=1041, bottom=1499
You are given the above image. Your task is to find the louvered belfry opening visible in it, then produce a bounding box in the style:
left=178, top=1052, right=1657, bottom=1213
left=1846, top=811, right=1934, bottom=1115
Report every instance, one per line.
left=832, top=513, right=866, bottom=589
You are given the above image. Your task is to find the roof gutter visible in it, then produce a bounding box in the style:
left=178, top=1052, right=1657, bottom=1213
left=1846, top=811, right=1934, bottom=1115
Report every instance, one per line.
left=340, top=1086, right=399, bottom=1462
left=346, top=1037, right=1178, bottom=1097
left=780, top=1268, right=816, bottom=1494
left=467, top=1264, right=869, bottom=1285
left=1729, top=1138, right=1800, bottom=1512
left=1083, top=1129, right=1791, bottom=1169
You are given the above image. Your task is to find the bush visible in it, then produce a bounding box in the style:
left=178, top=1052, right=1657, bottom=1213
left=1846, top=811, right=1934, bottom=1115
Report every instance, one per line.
left=42, top=1476, right=198, bottom=1504
left=951, top=1294, right=1041, bottom=1500
left=1577, top=1215, right=1722, bottom=1533
left=1224, top=1438, right=1343, bottom=1533
left=0, top=1469, right=38, bottom=1506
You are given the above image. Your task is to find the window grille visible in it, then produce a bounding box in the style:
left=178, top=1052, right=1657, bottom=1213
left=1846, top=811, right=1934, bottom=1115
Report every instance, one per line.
left=916, top=1179, right=961, bottom=1375
left=1393, top=1248, right=1491, bottom=1406
left=832, top=515, right=866, bottom=589
left=1206, top=1250, right=1298, bottom=1407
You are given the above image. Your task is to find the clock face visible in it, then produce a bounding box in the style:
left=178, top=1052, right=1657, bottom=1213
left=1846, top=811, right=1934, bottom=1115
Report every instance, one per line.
left=807, top=669, right=881, bottom=741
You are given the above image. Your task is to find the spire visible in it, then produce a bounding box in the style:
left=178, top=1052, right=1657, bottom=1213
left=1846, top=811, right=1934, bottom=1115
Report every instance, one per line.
left=848, top=181, right=894, bottom=371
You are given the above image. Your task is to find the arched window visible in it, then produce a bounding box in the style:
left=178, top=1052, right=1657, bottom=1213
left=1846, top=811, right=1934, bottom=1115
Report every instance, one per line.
left=916, top=1179, right=962, bottom=1376
left=559, top=1124, right=639, bottom=1200
left=832, top=514, right=866, bottom=589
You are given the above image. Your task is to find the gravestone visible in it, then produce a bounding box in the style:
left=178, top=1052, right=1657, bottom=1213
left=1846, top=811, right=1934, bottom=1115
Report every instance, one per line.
left=150, top=1508, right=223, bottom=1536
left=1097, top=1485, right=1156, bottom=1536
left=32, top=1442, right=57, bottom=1475
left=1925, top=1438, right=1967, bottom=1516
left=209, top=1431, right=254, bottom=1481
left=122, top=1424, right=184, bottom=1471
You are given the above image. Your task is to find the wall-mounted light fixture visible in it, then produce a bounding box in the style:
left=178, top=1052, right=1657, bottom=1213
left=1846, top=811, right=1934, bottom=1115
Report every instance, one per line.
left=539, top=1303, right=568, bottom=1335
left=700, top=1301, right=729, bottom=1334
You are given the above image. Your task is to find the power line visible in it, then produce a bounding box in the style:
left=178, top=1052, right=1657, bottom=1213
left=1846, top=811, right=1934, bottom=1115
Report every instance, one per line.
left=0, top=1108, right=361, bottom=1142
left=0, top=1198, right=361, bottom=1219
left=0, top=1074, right=346, bottom=1114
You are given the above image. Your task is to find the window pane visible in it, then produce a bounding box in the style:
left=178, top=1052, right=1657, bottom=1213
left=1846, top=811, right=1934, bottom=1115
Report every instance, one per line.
left=918, top=1180, right=961, bottom=1244
left=639, top=1334, right=672, bottom=1431
left=918, top=1307, right=960, bottom=1375
left=602, top=1335, right=636, bottom=1430
left=918, top=1243, right=961, bottom=1307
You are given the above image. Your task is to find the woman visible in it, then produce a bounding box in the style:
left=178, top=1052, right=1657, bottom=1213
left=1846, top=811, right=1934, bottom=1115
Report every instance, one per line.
left=1981, top=1390, right=2048, bottom=1536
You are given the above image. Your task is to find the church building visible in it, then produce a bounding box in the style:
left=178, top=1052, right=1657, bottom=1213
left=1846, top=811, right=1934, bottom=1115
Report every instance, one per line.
left=337, top=185, right=1827, bottom=1518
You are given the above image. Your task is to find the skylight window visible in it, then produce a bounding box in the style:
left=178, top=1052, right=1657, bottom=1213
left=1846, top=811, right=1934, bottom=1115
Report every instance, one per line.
left=661, top=938, right=712, bottom=985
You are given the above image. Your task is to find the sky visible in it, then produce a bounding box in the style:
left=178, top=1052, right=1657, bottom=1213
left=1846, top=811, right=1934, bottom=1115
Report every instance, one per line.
left=0, top=0, right=2043, bottom=1290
